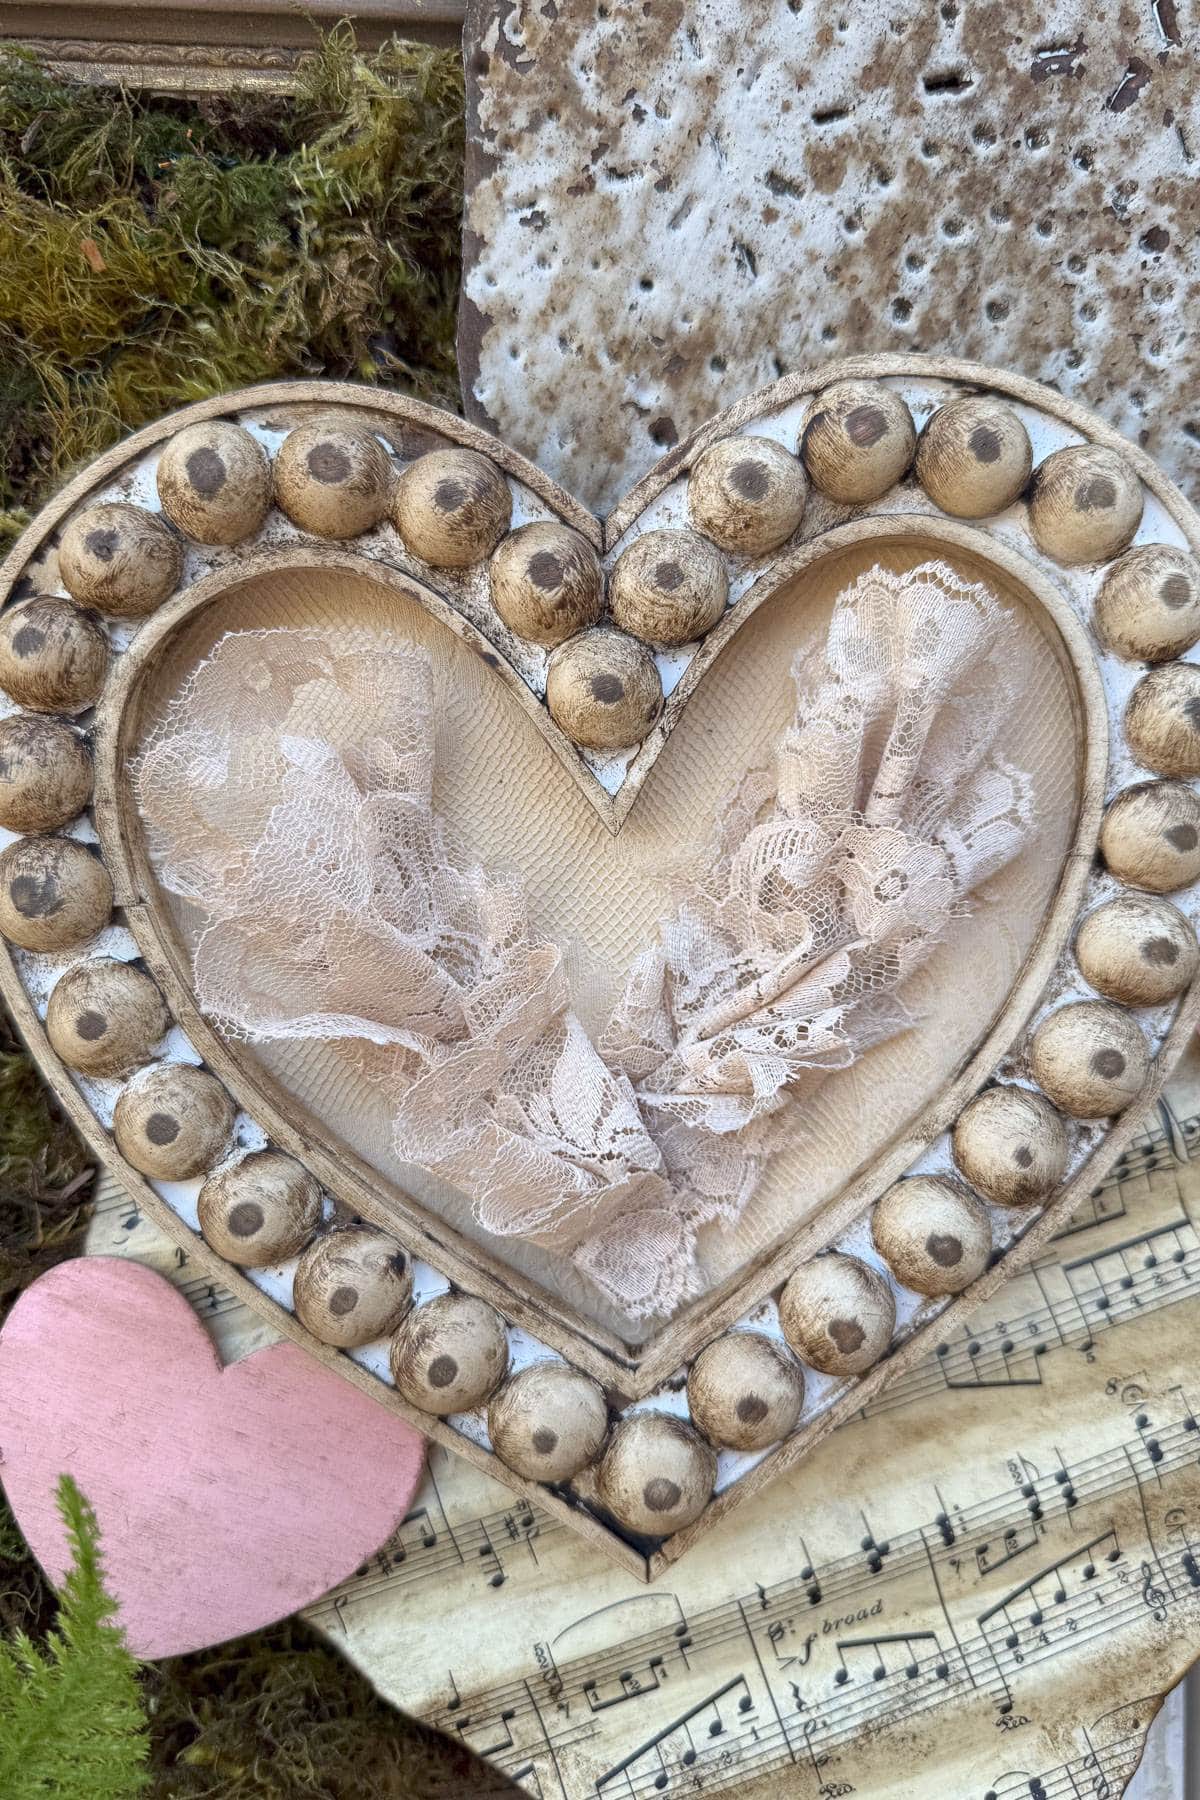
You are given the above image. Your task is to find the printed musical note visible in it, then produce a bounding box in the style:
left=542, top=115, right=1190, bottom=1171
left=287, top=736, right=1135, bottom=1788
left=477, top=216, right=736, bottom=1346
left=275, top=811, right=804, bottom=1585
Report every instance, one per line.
left=85, top=1018, right=1200, bottom=1796
left=595, top=1678, right=755, bottom=1797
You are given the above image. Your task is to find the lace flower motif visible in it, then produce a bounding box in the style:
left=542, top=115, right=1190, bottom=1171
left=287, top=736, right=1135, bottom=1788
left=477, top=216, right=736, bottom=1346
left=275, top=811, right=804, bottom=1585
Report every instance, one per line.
left=133, top=561, right=1032, bottom=1324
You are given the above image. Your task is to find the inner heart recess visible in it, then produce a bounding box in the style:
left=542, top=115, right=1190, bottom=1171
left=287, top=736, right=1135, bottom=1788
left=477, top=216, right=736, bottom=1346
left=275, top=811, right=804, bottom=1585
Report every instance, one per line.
left=131, top=532, right=1081, bottom=1342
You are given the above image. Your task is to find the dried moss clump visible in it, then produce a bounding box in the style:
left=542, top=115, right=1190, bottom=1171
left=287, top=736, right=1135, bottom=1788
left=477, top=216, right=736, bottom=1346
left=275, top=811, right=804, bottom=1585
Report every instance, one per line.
left=0, top=29, right=465, bottom=552
left=0, top=37, right=518, bottom=1794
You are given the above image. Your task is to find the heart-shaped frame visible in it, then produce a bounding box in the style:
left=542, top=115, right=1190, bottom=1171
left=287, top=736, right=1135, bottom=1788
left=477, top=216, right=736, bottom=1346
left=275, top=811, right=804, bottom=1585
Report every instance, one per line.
left=2, top=353, right=1199, bottom=1580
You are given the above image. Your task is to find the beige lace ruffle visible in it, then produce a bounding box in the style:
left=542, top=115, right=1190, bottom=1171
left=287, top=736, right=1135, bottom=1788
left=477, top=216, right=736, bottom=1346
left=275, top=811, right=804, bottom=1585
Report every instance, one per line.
left=134, top=561, right=1032, bottom=1322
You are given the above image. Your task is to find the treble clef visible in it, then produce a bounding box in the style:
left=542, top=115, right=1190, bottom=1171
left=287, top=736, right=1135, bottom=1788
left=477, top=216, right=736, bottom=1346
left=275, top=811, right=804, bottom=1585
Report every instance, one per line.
left=1139, top=1560, right=1168, bottom=1621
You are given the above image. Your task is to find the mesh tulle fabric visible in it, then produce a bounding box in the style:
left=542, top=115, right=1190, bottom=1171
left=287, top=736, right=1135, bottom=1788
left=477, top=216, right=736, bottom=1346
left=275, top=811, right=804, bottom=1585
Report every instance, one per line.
left=133, top=562, right=1032, bottom=1320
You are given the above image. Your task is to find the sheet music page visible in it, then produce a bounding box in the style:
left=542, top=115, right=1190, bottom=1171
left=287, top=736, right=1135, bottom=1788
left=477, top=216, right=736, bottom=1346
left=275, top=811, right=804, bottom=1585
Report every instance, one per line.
left=87, top=1043, right=1200, bottom=1798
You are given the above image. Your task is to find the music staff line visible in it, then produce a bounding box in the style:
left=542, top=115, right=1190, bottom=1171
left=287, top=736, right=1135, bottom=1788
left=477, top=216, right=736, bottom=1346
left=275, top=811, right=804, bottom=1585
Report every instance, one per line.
left=90, top=1098, right=1199, bottom=1336
left=568, top=1544, right=1188, bottom=1800
left=985, top=1714, right=1149, bottom=1800
left=390, top=1404, right=1199, bottom=1790
left=867, top=1213, right=1200, bottom=1415
left=314, top=1332, right=1200, bottom=1624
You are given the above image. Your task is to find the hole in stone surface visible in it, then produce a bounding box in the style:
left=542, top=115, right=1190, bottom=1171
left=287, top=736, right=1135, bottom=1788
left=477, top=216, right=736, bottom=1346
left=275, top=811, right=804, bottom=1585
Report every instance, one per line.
left=923, top=68, right=974, bottom=96
left=811, top=105, right=849, bottom=126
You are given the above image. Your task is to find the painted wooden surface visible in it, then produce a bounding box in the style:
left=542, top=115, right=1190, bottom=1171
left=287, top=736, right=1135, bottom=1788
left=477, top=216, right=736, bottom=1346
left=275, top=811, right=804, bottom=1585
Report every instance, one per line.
left=0, top=1257, right=426, bottom=1659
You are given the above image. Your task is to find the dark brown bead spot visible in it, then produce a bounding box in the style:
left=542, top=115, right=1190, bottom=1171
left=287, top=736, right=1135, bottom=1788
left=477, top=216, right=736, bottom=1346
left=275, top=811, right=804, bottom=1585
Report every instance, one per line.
left=10, top=872, right=61, bottom=918
left=145, top=1111, right=180, bottom=1146
left=388, top=1251, right=408, bottom=1277
left=968, top=424, right=1002, bottom=464
left=185, top=446, right=227, bottom=499
left=654, top=559, right=684, bottom=591
left=590, top=673, right=625, bottom=703
left=1074, top=475, right=1117, bottom=512
left=1166, top=823, right=1199, bottom=851
left=828, top=1318, right=865, bottom=1354
left=527, top=550, right=563, bottom=590
left=845, top=405, right=888, bottom=448
left=1143, top=934, right=1180, bottom=965
left=735, top=1394, right=769, bottom=1425
left=531, top=1427, right=559, bottom=1455
left=75, top=1009, right=107, bottom=1042
left=1160, top=573, right=1192, bottom=610
left=11, top=626, right=45, bottom=657
left=228, top=1201, right=265, bottom=1238
left=642, top=1476, right=682, bottom=1513
left=328, top=1285, right=359, bottom=1317
left=1183, top=696, right=1200, bottom=731
left=84, top=528, right=120, bottom=563
left=1013, top=1144, right=1034, bottom=1168
left=427, top=1353, right=458, bottom=1389
left=434, top=478, right=466, bottom=512
left=730, top=458, right=770, bottom=501
left=926, top=1233, right=963, bottom=1268
left=1091, top=1048, right=1126, bottom=1079
left=306, top=442, right=352, bottom=485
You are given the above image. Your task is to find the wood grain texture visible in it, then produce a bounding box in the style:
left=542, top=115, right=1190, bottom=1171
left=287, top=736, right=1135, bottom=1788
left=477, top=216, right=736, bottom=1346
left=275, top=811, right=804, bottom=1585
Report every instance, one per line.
left=0, top=1257, right=426, bottom=1658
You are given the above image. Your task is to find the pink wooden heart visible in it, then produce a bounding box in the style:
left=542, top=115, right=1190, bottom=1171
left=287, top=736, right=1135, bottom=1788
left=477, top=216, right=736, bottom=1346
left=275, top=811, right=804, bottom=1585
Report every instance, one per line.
left=0, top=1257, right=425, bottom=1659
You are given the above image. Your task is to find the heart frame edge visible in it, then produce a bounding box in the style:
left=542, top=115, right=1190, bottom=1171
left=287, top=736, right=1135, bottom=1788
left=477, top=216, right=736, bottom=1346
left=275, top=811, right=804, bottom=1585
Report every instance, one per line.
left=2, top=351, right=1199, bottom=1582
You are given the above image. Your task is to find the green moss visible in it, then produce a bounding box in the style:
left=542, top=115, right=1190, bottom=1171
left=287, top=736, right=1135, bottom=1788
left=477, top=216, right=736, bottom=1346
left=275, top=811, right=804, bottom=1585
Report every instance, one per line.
left=0, top=27, right=465, bottom=554
left=0, top=33, right=517, bottom=1792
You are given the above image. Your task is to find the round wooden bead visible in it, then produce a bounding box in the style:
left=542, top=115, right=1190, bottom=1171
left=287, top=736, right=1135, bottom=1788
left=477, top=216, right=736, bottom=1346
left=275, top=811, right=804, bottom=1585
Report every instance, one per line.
left=198, top=1152, right=322, bottom=1268
left=112, top=1064, right=236, bottom=1180
left=0, top=836, right=111, bottom=951
left=389, top=1293, right=509, bottom=1415
left=871, top=1176, right=993, bottom=1297
left=1124, top=663, right=1200, bottom=778
left=1075, top=895, right=1199, bottom=1006
left=687, top=435, right=807, bottom=556
left=1027, top=444, right=1143, bottom=566
left=1094, top=545, right=1200, bottom=663
left=156, top=421, right=271, bottom=545
left=913, top=397, right=1032, bottom=519
left=1100, top=781, right=1200, bottom=893
left=0, top=715, right=92, bottom=833
left=546, top=627, right=663, bottom=751
left=799, top=380, right=916, bottom=505
left=778, top=1253, right=895, bottom=1377
left=45, top=957, right=169, bottom=1077
left=57, top=502, right=182, bottom=619
left=610, top=528, right=729, bottom=645
left=490, top=521, right=603, bottom=646
left=0, top=596, right=108, bottom=715
left=274, top=419, right=394, bottom=538
left=596, top=1413, right=716, bottom=1537
left=487, top=1362, right=609, bottom=1482
left=687, top=1332, right=804, bottom=1451
left=293, top=1227, right=412, bottom=1348
left=951, top=1085, right=1068, bottom=1207
left=393, top=447, right=511, bottom=568
left=1029, top=1001, right=1151, bottom=1119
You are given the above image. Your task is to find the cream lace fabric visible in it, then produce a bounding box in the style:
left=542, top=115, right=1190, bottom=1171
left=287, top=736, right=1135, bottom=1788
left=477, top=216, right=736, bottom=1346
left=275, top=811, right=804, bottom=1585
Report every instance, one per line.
left=134, top=562, right=1032, bottom=1322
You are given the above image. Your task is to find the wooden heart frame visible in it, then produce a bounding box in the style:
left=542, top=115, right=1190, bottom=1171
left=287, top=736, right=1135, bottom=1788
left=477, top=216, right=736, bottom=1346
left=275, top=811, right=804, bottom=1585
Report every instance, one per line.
left=2, top=352, right=1199, bottom=1580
